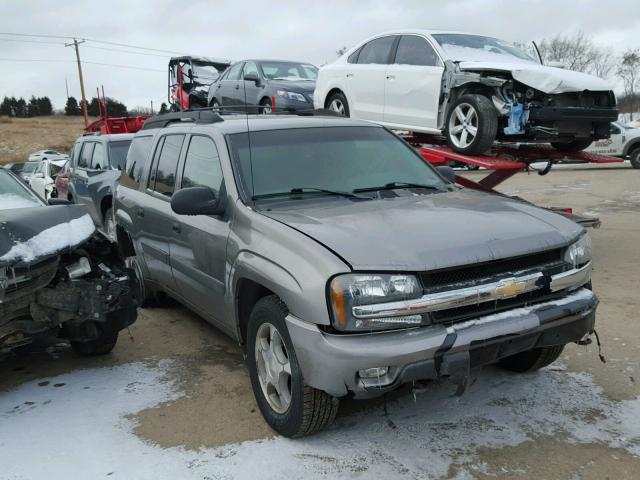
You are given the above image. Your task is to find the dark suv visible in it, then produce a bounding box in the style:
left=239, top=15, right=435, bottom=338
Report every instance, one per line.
left=68, top=133, right=133, bottom=240
left=115, top=110, right=597, bottom=437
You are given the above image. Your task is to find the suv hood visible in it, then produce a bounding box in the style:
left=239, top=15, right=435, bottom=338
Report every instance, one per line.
left=458, top=61, right=614, bottom=94
left=0, top=204, right=95, bottom=268
left=261, top=190, right=583, bottom=271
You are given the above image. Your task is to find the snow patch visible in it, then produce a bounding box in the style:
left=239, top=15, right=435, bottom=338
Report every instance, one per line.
left=1, top=359, right=638, bottom=479
left=0, top=193, right=40, bottom=210
left=0, top=213, right=95, bottom=263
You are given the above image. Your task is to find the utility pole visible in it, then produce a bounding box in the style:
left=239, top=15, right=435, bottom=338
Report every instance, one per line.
left=150, top=100, right=154, bottom=114
left=65, top=78, right=69, bottom=100
left=65, top=38, right=88, bottom=127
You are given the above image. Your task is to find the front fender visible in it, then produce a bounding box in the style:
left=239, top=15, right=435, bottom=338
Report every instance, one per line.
left=623, top=138, right=640, bottom=156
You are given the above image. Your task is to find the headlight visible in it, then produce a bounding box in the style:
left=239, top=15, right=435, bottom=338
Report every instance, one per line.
left=276, top=90, right=308, bottom=102
left=565, top=234, right=592, bottom=268
left=329, top=274, right=423, bottom=332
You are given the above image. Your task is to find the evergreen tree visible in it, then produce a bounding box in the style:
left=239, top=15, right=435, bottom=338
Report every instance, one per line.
left=0, top=97, right=11, bottom=116
left=65, top=96, right=81, bottom=116
left=87, top=97, right=128, bottom=117
left=15, top=98, right=27, bottom=117
left=27, top=96, right=40, bottom=117
left=37, top=96, right=53, bottom=115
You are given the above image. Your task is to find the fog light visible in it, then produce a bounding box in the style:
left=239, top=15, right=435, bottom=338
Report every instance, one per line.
left=359, top=367, right=389, bottom=379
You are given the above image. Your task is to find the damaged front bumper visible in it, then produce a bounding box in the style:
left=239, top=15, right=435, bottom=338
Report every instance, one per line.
left=286, top=288, right=597, bottom=398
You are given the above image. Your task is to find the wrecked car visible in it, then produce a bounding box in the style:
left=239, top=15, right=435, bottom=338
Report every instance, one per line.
left=115, top=110, right=598, bottom=438
left=1, top=169, right=138, bottom=357
left=314, top=30, right=618, bottom=154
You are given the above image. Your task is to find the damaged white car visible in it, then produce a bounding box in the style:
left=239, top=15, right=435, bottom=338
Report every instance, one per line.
left=314, top=30, right=618, bottom=154
left=0, top=169, right=138, bottom=357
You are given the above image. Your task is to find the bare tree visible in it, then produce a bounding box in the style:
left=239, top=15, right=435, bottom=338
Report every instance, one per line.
left=618, top=49, right=640, bottom=118
left=591, top=48, right=616, bottom=79
left=538, top=31, right=599, bottom=72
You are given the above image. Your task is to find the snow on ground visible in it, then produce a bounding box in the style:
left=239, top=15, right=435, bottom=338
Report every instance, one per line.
left=1, top=360, right=639, bottom=480
left=0, top=213, right=94, bottom=263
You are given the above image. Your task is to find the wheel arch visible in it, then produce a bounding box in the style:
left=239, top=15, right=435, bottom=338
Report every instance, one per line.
left=623, top=138, right=640, bottom=156
left=324, top=88, right=346, bottom=108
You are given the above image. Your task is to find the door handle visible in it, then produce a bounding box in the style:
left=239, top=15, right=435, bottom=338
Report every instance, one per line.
left=235, top=84, right=240, bottom=90
left=136, top=207, right=144, bottom=218
left=172, top=223, right=181, bottom=234
left=386, top=75, right=395, bottom=80
left=346, top=73, right=354, bottom=79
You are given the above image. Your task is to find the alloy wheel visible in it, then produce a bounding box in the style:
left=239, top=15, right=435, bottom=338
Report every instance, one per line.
left=448, top=103, right=479, bottom=149
left=329, top=99, right=346, bottom=116
left=255, top=322, right=292, bottom=414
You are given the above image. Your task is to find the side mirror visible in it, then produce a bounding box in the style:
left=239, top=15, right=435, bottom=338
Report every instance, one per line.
left=171, top=186, right=225, bottom=216
left=244, top=72, right=261, bottom=86
left=48, top=198, right=71, bottom=206
left=436, top=165, right=456, bottom=183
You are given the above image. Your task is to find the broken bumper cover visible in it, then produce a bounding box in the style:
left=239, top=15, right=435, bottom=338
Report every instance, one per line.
left=286, top=288, right=597, bottom=398
left=528, top=106, right=618, bottom=122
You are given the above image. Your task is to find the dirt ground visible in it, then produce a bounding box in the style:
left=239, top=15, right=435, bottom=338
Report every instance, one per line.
left=0, top=162, right=638, bottom=479
left=0, top=115, right=90, bottom=164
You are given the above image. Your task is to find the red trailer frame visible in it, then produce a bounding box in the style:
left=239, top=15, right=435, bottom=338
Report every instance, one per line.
left=84, top=86, right=151, bottom=135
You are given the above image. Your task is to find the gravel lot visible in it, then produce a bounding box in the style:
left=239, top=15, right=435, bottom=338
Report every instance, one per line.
left=1, top=162, right=638, bottom=479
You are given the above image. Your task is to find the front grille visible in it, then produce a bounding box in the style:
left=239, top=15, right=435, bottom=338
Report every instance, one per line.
left=419, top=248, right=572, bottom=327
left=420, top=248, right=564, bottom=289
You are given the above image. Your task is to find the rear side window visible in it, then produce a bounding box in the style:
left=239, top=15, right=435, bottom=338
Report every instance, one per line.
left=226, top=63, right=243, bottom=81
left=347, top=47, right=362, bottom=64
left=181, top=136, right=223, bottom=192
left=108, top=140, right=132, bottom=171
left=78, top=142, right=94, bottom=169
left=394, top=35, right=440, bottom=66
left=90, top=143, right=106, bottom=170
left=148, top=134, right=184, bottom=197
left=357, top=36, right=397, bottom=64
left=122, top=136, right=153, bottom=189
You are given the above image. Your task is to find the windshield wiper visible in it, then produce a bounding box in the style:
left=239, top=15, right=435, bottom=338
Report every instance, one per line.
left=252, top=187, right=369, bottom=201
left=353, top=182, right=444, bottom=193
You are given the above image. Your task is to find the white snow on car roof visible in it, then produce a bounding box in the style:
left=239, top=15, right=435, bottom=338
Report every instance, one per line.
left=0, top=213, right=94, bottom=263
left=0, top=193, right=41, bottom=210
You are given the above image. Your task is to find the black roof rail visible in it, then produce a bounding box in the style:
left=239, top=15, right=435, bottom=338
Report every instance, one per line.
left=141, top=110, right=224, bottom=130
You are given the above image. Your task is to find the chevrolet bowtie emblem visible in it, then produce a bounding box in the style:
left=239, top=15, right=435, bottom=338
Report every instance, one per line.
left=495, top=279, right=528, bottom=299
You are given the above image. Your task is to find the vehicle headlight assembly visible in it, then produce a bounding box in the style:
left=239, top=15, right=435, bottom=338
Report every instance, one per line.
left=565, top=234, right=592, bottom=268
left=329, top=274, right=423, bottom=332
left=276, top=90, right=307, bottom=102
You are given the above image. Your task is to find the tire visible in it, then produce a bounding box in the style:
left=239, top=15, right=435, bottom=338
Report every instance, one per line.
left=550, top=139, right=593, bottom=152
left=629, top=147, right=640, bottom=169
left=247, top=295, right=339, bottom=437
left=499, top=345, right=565, bottom=373
left=445, top=94, right=498, bottom=155
left=125, top=255, right=153, bottom=308
left=104, top=208, right=116, bottom=242
left=71, top=327, right=118, bottom=356
left=259, top=98, right=272, bottom=114
left=326, top=92, right=350, bottom=117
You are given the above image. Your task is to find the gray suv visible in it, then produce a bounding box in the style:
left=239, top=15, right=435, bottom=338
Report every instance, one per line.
left=114, top=110, right=597, bottom=437
left=69, top=133, right=133, bottom=240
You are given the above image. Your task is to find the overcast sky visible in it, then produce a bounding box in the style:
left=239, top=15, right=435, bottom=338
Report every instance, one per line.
left=2, top=0, right=639, bottom=111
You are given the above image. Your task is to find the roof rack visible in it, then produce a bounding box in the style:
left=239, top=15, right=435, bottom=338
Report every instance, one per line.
left=141, top=110, right=224, bottom=130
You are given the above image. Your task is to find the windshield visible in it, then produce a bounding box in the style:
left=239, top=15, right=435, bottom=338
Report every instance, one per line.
left=259, top=62, right=318, bottom=81
left=0, top=170, right=42, bottom=209
left=432, top=34, right=537, bottom=63
left=228, top=126, right=446, bottom=201
left=108, top=140, right=132, bottom=171
left=21, top=162, right=40, bottom=174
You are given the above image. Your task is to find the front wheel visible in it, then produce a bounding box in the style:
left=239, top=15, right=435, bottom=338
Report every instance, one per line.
left=550, top=139, right=593, bottom=152
left=445, top=94, right=498, bottom=155
left=259, top=98, right=272, bottom=114
left=326, top=92, right=350, bottom=117
left=499, top=345, right=565, bottom=373
left=629, top=147, right=640, bottom=169
left=247, top=295, right=339, bottom=437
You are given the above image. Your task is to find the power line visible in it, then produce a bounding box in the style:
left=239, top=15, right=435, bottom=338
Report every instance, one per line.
left=81, top=45, right=168, bottom=58
left=0, top=37, right=65, bottom=46
left=0, top=57, right=165, bottom=72
left=0, top=32, right=185, bottom=55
